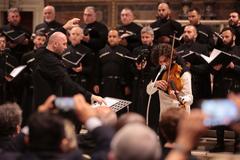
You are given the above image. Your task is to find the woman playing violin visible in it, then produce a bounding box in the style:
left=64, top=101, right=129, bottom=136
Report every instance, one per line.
left=146, top=43, right=193, bottom=119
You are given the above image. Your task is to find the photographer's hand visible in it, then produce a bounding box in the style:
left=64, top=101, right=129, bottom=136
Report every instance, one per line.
left=74, top=94, right=97, bottom=123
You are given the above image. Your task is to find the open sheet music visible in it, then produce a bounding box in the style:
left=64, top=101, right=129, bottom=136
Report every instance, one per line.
left=92, top=97, right=131, bottom=112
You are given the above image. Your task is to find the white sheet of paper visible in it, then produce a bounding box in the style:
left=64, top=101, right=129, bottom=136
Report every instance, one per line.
left=9, top=65, right=27, bottom=78
left=91, top=97, right=120, bottom=108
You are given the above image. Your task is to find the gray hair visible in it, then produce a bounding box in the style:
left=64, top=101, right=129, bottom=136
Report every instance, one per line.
left=141, top=26, right=154, bottom=36
left=0, top=103, right=22, bottom=136
left=8, top=8, right=20, bottom=15
left=111, top=123, right=161, bottom=160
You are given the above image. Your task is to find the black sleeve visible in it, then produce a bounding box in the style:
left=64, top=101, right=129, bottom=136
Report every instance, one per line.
left=88, top=25, right=108, bottom=50
left=46, top=61, right=92, bottom=101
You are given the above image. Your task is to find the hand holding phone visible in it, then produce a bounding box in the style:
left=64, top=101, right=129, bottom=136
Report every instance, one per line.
left=201, top=99, right=239, bottom=127
left=54, top=97, right=75, bottom=112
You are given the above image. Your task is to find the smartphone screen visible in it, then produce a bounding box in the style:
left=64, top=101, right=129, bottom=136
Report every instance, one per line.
left=54, top=97, right=75, bottom=112
left=201, top=99, right=239, bottom=126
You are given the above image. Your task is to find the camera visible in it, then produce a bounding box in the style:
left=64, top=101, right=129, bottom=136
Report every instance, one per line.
left=54, top=97, right=75, bottom=112
left=136, top=49, right=150, bottom=64
left=201, top=99, right=239, bottom=127
left=83, top=28, right=90, bottom=36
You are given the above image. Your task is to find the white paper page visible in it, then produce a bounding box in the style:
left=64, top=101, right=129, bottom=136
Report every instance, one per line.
left=91, top=97, right=119, bottom=108
left=9, top=65, right=27, bottom=78
left=210, top=49, right=222, bottom=60
left=200, top=54, right=212, bottom=63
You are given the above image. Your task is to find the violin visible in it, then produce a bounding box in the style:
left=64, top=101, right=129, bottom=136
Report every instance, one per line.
left=162, top=63, right=183, bottom=92
left=161, top=33, right=185, bottom=107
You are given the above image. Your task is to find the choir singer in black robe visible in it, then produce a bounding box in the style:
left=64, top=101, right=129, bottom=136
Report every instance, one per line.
left=93, top=29, right=130, bottom=99
left=177, top=25, right=211, bottom=108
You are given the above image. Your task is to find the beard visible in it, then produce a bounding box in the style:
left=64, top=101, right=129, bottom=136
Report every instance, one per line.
left=223, top=38, right=234, bottom=47
left=183, top=36, right=194, bottom=43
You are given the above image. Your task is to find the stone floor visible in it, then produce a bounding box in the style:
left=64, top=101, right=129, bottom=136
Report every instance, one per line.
left=192, top=129, right=240, bottom=160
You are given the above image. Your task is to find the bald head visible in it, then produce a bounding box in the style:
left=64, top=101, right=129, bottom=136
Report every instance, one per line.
left=116, top=112, right=146, bottom=130
left=157, top=2, right=171, bottom=19
left=43, top=5, right=56, bottom=22
left=109, top=123, right=161, bottom=160
left=47, top=32, right=67, bottom=55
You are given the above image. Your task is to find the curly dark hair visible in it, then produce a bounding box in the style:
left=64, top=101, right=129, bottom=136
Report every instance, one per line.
left=151, top=43, right=177, bottom=66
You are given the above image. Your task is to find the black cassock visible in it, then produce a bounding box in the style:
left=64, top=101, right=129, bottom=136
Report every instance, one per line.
left=65, top=43, right=95, bottom=92
left=117, top=22, right=142, bottom=52
left=151, top=18, right=183, bottom=45
left=0, top=49, right=18, bottom=104
left=95, top=45, right=130, bottom=99
left=213, top=45, right=240, bottom=98
left=176, top=42, right=212, bottom=107
left=130, top=45, right=155, bottom=116
left=81, top=21, right=108, bottom=53
left=1, top=24, right=32, bottom=63
left=34, top=20, right=62, bottom=35
left=32, top=48, right=92, bottom=107
left=194, top=23, right=214, bottom=51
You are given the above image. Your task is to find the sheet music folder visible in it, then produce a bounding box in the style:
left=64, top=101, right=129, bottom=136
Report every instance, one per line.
left=62, top=50, right=86, bottom=68
left=3, top=30, right=26, bottom=43
left=8, top=65, right=27, bottom=78
left=92, top=97, right=131, bottom=112
left=201, top=49, right=233, bottom=66
left=181, top=51, right=207, bottom=65
left=181, top=49, right=240, bottom=66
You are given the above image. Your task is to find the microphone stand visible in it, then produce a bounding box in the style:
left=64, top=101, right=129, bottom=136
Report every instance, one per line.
left=146, top=65, right=166, bottom=126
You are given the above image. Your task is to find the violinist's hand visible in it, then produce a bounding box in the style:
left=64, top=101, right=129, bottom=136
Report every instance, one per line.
left=169, top=90, right=177, bottom=100
left=154, top=80, right=168, bottom=91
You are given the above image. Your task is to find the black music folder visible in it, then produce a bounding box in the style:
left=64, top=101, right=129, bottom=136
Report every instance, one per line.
left=181, top=49, right=239, bottom=67
left=200, top=49, right=233, bottom=67
left=3, top=30, right=26, bottom=43
left=62, top=49, right=86, bottom=68
left=181, top=50, right=207, bottom=65
left=119, top=30, right=136, bottom=39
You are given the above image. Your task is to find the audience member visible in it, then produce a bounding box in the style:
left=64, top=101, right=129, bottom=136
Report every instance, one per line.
left=108, top=123, right=161, bottom=160
left=0, top=103, right=22, bottom=152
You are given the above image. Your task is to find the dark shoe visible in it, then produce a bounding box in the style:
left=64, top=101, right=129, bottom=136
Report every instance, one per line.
left=209, top=144, right=225, bottom=152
